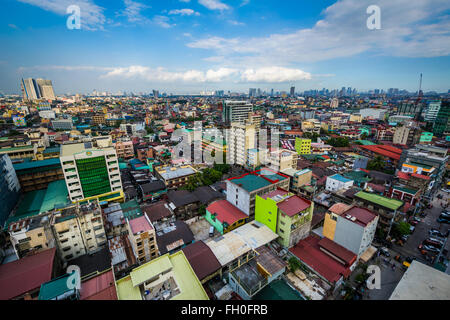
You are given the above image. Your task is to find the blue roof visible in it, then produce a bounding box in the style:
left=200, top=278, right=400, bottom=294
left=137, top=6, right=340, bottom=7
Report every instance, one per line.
left=330, top=174, right=353, bottom=183
left=13, top=158, right=61, bottom=171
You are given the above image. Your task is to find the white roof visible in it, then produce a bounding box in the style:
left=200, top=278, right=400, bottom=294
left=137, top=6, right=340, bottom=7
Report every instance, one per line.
left=390, top=260, right=450, bottom=300
left=206, top=221, right=278, bottom=267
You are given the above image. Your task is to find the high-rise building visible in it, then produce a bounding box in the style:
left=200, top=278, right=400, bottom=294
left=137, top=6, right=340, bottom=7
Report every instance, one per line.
left=152, top=90, right=160, bottom=98
left=60, top=142, right=123, bottom=203
left=424, top=101, right=441, bottom=122
left=35, top=78, right=56, bottom=100
left=222, top=100, right=253, bottom=124
left=249, top=88, right=256, bottom=97
left=433, top=100, right=450, bottom=137
left=330, top=97, right=339, bottom=109
left=290, top=86, right=295, bottom=97
left=21, top=78, right=40, bottom=100
left=0, top=154, right=20, bottom=227
left=226, top=123, right=256, bottom=166
left=21, top=78, right=55, bottom=101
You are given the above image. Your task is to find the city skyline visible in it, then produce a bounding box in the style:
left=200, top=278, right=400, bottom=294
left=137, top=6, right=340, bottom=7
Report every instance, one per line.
left=0, top=0, right=449, bottom=94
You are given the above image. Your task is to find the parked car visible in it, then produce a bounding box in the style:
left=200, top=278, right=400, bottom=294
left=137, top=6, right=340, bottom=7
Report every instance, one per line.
left=440, top=211, right=450, bottom=218
left=380, top=247, right=390, bottom=257
left=442, top=189, right=450, bottom=193
left=437, top=215, right=450, bottom=224
left=418, top=244, right=440, bottom=254
left=429, top=228, right=448, bottom=238
left=209, top=226, right=215, bottom=237
left=401, top=234, right=409, bottom=242
left=423, top=239, right=443, bottom=249
left=427, top=237, right=445, bottom=246
left=410, top=225, right=416, bottom=233
left=410, top=220, right=419, bottom=226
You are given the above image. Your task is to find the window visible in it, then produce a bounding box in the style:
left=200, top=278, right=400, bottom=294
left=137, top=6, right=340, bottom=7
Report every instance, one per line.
left=279, top=229, right=285, bottom=233
left=37, top=233, right=43, bottom=237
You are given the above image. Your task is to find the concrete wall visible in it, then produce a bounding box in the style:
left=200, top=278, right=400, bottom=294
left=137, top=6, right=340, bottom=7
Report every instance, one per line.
left=333, top=217, right=364, bottom=255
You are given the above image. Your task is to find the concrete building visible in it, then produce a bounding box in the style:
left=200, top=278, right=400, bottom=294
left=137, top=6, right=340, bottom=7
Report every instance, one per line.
left=226, top=122, right=256, bottom=166
left=226, top=168, right=290, bottom=217
left=393, top=125, right=421, bottom=146
left=263, top=148, right=298, bottom=172
left=115, top=251, right=209, bottom=300
left=323, top=205, right=378, bottom=259
left=424, top=101, right=441, bottom=122
left=222, top=100, right=254, bottom=124
left=281, top=168, right=312, bottom=193
left=358, top=108, right=387, bottom=120
left=8, top=215, right=55, bottom=259
left=301, top=119, right=321, bottom=134
left=154, top=164, right=197, bottom=190
left=114, top=140, right=134, bottom=159
left=255, top=188, right=313, bottom=248
left=398, top=145, right=449, bottom=200
left=390, top=260, right=450, bottom=300
left=295, top=138, right=311, bottom=155
left=52, top=201, right=107, bottom=262
left=126, top=214, right=159, bottom=264
left=326, top=174, right=354, bottom=193
left=0, top=154, right=20, bottom=227
left=60, top=142, right=123, bottom=203
left=52, top=118, right=73, bottom=131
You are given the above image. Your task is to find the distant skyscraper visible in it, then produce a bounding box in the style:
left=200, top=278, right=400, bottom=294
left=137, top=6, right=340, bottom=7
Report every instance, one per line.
left=249, top=88, right=256, bottom=97
left=222, top=100, right=254, bottom=124
left=21, top=78, right=55, bottom=101
left=153, top=90, right=160, bottom=98
left=21, top=78, right=40, bottom=100
left=271, top=89, right=274, bottom=97
left=36, top=78, right=56, bottom=100
left=290, top=86, right=295, bottom=97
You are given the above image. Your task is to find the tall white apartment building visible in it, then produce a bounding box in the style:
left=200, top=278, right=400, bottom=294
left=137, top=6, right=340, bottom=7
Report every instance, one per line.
left=222, top=100, right=254, bottom=124
left=226, top=123, right=256, bottom=166
left=60, top=142, right=123, bottom=202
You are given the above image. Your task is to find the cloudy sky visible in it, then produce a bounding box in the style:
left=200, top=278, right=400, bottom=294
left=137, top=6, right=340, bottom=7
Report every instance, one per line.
left=0, top=0, right=449, bottom=95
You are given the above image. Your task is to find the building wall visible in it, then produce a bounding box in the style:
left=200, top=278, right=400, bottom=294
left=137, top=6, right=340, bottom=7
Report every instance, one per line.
left=204, top=209, right=224, bottom=234
left=254, top=196, right=278, bottom=233
left=295, top=138, right=311, bottom=155
left=333, top=217, right=364, bottom=255
left=0, top=154, right=20, bottom=227
left=323, top=213, right=337, bottom=240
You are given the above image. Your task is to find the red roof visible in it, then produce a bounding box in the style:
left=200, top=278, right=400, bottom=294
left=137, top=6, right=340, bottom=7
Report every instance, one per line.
left=359, top=145, right=401, bottom=160
left=411, top=173, right=431, bottom=180
left=341, top=206, right=377, bottom=227
left=182, top=241, right=221, bottom=281
left=262, top=188, right=289, bottom=200
left=318, top=237, right=357, bottom=265
left=397, top=171, right=410, bottom=180
left=80, top=270, right=118, bottom=300
left=0, top=248, right=56, bottom=300
left=289, top=236, right=354, bottom=284
left=129, top=216, right=153, bottom=234
left=277, top=195, right=311, bottom=217
left=207, top=200, right=247, bottom=225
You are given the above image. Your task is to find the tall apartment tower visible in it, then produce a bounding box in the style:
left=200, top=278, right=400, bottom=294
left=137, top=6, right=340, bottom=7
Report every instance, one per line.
left=290, top=86, right=295, bottom=97
left=36, top=78, right=56, bottom=100
left=21, top=78, right=55, bottom=101
left=60, top=142, right=123, bottom=203
left=226, top=123, right=256, bottom=166
left=222, top=100, right=254, bottom=124
left=21, top=78, right=40, bottom=100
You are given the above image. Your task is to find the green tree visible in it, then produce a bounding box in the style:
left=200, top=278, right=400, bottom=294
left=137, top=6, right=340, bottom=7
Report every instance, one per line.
left=394, top=221, right=411, bottom=237
left=367, top=155, right=385, bottom=171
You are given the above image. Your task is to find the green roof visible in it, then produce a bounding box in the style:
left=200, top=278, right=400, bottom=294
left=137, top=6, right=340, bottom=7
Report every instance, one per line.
left=229, top=174, right=271, bottom=192
left=38, top=273, right=75, bottom=300
left=39, top=180, right=69, bottom=213
left=0, top=145, right=34, bottom=152
left=355, top=140, right=376, bottom=145
left=121, top=200, right=143, bottom=219
left=343, top=171, right=372, bottom=183
left=13, top=158, right=61, bottom=171
left=355, top=191, right=403, bottom=210
left=5, top=189, right=47, bottom=228
left=393, top=186, right=418, bottom=195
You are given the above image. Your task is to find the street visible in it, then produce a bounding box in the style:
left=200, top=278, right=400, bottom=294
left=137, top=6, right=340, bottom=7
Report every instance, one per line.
left=363, top=189, right=449, bottom=300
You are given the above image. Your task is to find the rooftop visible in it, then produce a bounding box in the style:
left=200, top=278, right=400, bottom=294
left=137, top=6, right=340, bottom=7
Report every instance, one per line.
left=277, top=195, right=312, bottom=217
left=206, top=221, right=278, bottom=267
left=80, top=270, right=118, bottom=300
left=0, top=248, right=56, bottom=300
left=329, top=174, right=353, bottom=183
left=355, top=191, right=403, bottom=210
left=181, top=241, right=222, bottom=281
left=116, top=251, right=208, bottom=300
left=129, top=215, right=153, bottom=234
left=13, top=158, right=61, bottom=171
left=156, top=165, right=197, bottom=181
left=228, top=168, right=288, bottom=192
left=390, top=261, right=450, bottom=300
left=206, top=199, right=248, bottom=226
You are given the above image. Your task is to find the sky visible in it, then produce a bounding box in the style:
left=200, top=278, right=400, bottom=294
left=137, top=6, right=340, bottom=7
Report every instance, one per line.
left=0, top=0, right=449, bottom=95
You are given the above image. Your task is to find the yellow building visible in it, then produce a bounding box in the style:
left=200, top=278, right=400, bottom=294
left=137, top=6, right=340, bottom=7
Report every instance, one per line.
left=295, top=138, right=311, bottom=155
left=116, top=251, right=209, bottom=300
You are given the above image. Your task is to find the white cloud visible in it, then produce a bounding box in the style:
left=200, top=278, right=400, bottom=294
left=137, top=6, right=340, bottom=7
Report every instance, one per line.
left=188, top=0, right=450, bottom=65
left=198, top=0, right=230, bottom=11
left=153, top=15, right=175, bottom=28
left=169, top=9, right=200, bottom=16
left=241, top=67, right=311, bottom=83
left=17, top=0, right=106, bottom=30
left=228, top=20, right=245, bottom=26
left=120, top=0, right=150, bottom=23
left=100, top=65, right=311, bottom=83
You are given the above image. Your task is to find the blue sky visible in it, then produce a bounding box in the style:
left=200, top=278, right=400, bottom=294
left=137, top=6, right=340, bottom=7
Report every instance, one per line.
left=0, top=0, right=449, bottom=95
